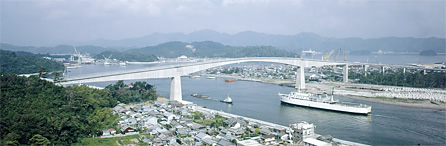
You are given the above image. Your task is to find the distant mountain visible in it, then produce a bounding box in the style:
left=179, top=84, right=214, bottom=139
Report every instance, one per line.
left=84, top=30, right=446, bottom=53
left=0, top=43, right=116, bottom=55
left=127, top=41, right=298, bottom=58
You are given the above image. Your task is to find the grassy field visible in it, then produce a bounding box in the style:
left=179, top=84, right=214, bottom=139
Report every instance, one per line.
left=73, top=134, right=148, bottom=146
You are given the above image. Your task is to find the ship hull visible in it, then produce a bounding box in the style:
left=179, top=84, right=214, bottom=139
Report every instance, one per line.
left=280, top=96, right=371, bottom=115
left=220, top=100, right=233, bottom=104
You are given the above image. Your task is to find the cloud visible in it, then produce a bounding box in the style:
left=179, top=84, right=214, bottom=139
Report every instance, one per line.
left=1, top=0, right=444, bottom=46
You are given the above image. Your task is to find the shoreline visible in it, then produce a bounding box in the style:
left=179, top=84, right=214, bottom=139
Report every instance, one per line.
left=198, top=74, right=446, bottom=110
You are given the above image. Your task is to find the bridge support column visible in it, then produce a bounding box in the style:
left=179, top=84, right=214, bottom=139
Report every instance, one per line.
left=364, top=65, right=368, bottom=76
left=343, top=64, right=348, bottom=83
left=170, top=76, right=182, bottom=101
left=296, top=66, right=305, bottom=89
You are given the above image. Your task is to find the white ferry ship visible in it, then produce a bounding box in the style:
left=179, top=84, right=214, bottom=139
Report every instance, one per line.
left=279, top=89, right=371, bottom=114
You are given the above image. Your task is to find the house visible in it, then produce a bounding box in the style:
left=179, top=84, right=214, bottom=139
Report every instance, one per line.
left=154, top=127, right=168, bottom=134
left=142, top=106, right=153, bottom=112
left=238, top=140, right=261, bottom=146
left=146, top=117, right=159, bottom=126
left=180, top=109, right=190, bottom=116
left=113, top=105, right=125, bottom=114
left=195, top=132, right=211, bottom=142
left=260, top=127, right=272, bottom=135
left=224, top=135, right=237, bottom=141
left=224, top=117, right=248, bottom=127
left=274, top=126, right=287, bottom=133
left=176, top=129, right=188, bottom=137
left=102, top=128, right=116, bottom=136
left=128, top=118, right=137, bottom=125
left=261, top=134, right=276, bottom=145
left=189, top=123, right=205, bottom=130
left=121, top=127, right=136, bottom=134
left=227, top=128, right=245, bottom=136
left=217, top=139, right=236, bottom=146
left=202, top=138, right=217, bottom=145
left=180, top=117, right=193, bottom=123
left=154, top=101, right=165, bottom=107
left=152, top=138, right=162, bottom=145
left=277, top=133, right=289, bottom=142
left=158, top=133, right=168, bottom=141
left=172, top=103, right=184, bottom=108
left=142, top=138, right=152, bottom=144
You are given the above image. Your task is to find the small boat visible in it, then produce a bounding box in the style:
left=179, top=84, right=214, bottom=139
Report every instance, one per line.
left=206, top=76, right=216, bottom=79
left=66, top=66, right=78, bottom=69
left=224, top=79, right=236, bottom=82
left=431, top=101, right=440, bottom=105
left=191, top=93, right=209, bottom=99
left=220, top=95, right=232, bottom=104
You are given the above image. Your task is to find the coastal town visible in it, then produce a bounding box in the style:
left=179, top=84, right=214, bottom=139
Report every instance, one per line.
left=101, top=98, right=366, bottom=146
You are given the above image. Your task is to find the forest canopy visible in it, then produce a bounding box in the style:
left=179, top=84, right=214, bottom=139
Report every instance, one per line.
left=0, top=74, right=158, bottom=145
left=0, top=49, right=64, bottom=74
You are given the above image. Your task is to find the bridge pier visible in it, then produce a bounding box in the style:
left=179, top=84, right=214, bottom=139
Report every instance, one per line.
left=343, top=64, right=348, bottom=83
left=170, top=76, right=182, bottom=101
left=296, top=66, right=305, bottom=89
left=364, top=65, right=368, bottom=76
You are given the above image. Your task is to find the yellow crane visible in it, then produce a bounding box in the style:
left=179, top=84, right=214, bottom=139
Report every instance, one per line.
left=323, top=50, right=334, bottom=61
left=333, top=48, right=341, bottom=62
left=333, top=48, right=342, bottom=67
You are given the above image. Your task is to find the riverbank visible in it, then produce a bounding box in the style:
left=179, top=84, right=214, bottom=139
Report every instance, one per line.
left=198, top=74, right=446, bottom=110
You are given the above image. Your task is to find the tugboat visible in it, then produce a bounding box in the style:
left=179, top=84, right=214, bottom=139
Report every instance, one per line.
left=220, top=95, right=233, bottom=104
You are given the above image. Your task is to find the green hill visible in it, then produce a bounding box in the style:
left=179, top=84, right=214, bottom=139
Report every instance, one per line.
left=0, top=74, right=158, bottom=145
left=0, top=49, right=64, bottom=74
left=128, top=41, right=298, bottom=58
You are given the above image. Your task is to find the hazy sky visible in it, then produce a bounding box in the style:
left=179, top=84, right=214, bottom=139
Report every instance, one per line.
left=1, top=0, right=445, bottom=46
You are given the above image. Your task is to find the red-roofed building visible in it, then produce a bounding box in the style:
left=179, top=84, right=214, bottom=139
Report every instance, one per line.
left=102, top=128, right=117, bottom=136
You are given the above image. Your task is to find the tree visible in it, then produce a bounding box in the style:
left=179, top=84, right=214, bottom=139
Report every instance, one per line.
left=0, top=50, right=63, bottom=74
left=38, top=66, right=46, bottom=77
left=1, top=74, right=119, bottom=145
left=52, top=71, right=62, bottom=83
left=29, top=134, right=50, bottom=146
left=231, top=139, right=237, bottom=144
left=105, top=81, right=158, bottom=104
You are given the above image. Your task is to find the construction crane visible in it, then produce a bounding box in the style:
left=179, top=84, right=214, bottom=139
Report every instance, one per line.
left=103, top=54, right=112, bottom=65
left=333, top=48, right=342, bottom=67
left=323, top=50, right=334, bottom=61
left=73, top=46, right=81, bottom=65
left=333, top=48, right=341, bottom=62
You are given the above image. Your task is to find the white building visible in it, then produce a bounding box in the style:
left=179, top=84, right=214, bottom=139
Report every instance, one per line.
left=289, top=121, right=315, bottom=143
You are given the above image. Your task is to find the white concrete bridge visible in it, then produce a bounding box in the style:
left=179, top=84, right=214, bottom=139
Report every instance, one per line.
left=61, top=57, right=348, bottom=102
